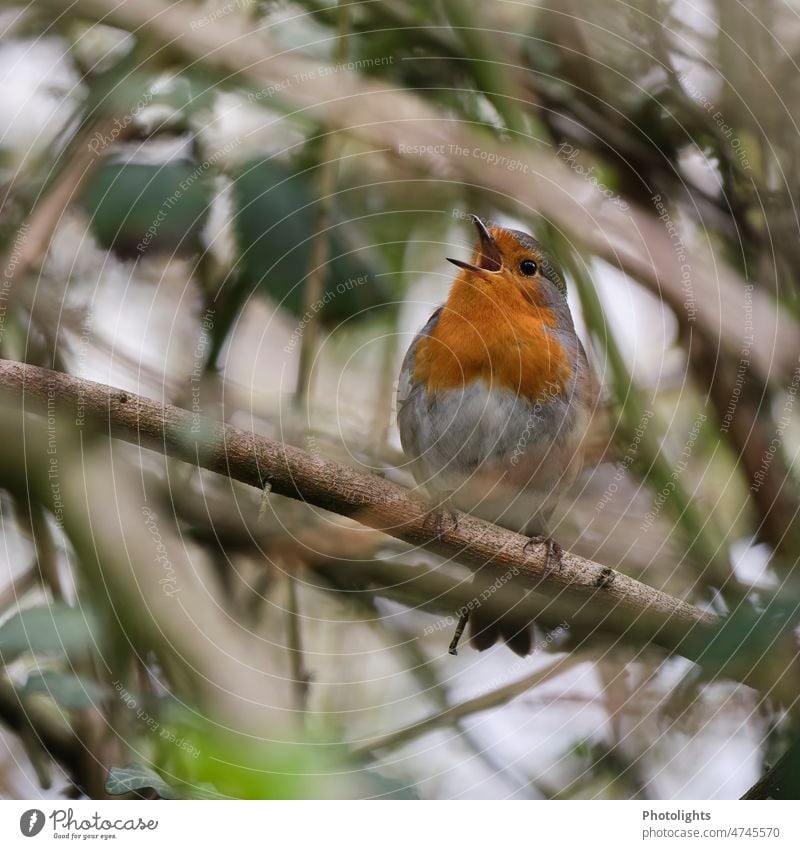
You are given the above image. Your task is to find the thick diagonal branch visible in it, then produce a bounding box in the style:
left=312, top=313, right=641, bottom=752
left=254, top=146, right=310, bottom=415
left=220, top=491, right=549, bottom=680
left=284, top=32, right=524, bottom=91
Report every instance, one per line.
left=0, top=359, right=718, bottom=658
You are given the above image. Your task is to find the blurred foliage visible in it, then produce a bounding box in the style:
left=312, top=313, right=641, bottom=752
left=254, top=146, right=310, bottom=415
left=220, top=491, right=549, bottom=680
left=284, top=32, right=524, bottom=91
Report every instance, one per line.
left=106, top=763, right=181, bottom=800
left=230, top=157, right=390, bottom=319
left=23, top=670, right=109, bottom=711
left=82, top=161, right=212, bottom=258
left=0, top=604, right=98, bottom=664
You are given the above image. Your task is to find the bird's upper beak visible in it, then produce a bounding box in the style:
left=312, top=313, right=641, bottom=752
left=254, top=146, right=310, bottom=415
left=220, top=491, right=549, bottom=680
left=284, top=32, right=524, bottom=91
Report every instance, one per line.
left=446, top=215, right=502, bottom=275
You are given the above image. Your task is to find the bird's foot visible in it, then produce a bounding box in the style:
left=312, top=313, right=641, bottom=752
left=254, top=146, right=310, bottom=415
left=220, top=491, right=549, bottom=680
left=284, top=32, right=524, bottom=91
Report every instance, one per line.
left=523, top=534, right=564, bottom=577
left=422, top=503, right=459, bottom=542
left=448, top=609, right=471, bottom=656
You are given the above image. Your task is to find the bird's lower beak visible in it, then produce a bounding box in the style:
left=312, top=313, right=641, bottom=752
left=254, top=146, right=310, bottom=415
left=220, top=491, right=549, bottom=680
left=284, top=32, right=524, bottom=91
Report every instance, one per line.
left=446, top=215, right=502, bottom=275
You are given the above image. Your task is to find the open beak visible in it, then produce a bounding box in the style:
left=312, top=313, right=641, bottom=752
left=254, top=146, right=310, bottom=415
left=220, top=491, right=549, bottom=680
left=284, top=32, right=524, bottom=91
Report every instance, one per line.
left=446, top=215, right=503, bottom=275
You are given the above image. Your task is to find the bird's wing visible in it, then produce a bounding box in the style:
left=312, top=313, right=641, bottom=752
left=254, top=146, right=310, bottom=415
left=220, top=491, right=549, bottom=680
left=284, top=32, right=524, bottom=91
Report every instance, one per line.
left=573, top=335, right=610, bottom=470
left=396, top=307, right=442, bottom=485
left=396, top=306, right=442, bottom=410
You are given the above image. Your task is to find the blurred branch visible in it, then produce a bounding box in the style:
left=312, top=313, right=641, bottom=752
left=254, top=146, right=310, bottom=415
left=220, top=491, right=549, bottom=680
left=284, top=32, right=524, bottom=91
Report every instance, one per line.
left=690, top=339, right=800, bottom=557
left=1, top=113, right=128, bottom=293
left=294, top=1, right=350, bottom=410
left=0, top=677, right=87, bottom=794
left=351, top=653, right=584, bottom=756
left=58, top=0, right=800, bottom=384
left=741, top=735, right=800, bottom=799
left=568, top=253, right=738, bottom=598
left=284, top=573, right=310, bottom=720
left=21, top=503, right=65, bottom=602
left=0, top=401, right=295, bottom=745
left=0, top=562, right=37, bottom=613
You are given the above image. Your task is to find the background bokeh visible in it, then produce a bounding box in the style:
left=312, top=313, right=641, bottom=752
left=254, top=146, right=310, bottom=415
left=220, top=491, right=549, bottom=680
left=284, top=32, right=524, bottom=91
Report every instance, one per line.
left=0, top=0, right=799, bottom=800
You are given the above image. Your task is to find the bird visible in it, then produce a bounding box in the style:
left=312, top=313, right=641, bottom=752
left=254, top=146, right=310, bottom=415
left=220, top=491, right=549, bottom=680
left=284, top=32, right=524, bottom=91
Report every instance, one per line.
left=396, top=215, right=599, bottom=656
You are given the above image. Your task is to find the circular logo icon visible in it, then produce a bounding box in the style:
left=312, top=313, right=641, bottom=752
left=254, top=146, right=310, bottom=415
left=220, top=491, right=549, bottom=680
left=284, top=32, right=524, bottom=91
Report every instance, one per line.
left=19, top=810, right=45, bottom=837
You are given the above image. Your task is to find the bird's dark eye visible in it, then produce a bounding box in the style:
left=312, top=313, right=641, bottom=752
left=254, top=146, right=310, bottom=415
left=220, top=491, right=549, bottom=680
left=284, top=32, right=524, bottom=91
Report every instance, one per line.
left=519, top=259, right=538, bottom=276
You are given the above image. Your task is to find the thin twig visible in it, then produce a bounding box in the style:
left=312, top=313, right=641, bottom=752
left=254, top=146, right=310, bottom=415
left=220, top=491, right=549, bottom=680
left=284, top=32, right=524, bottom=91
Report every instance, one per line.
left=371, top=616, right=539, bottom=797
left=350, top=653, right=584, bottom=757
left=285, top=572, right=311, bottom=719
left=1, top=114, right=128, bottom=290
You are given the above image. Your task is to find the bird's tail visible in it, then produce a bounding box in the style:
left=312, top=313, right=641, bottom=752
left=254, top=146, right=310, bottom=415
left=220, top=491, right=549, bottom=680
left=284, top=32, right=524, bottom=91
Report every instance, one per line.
left=466, top=569, right=533, bottom=656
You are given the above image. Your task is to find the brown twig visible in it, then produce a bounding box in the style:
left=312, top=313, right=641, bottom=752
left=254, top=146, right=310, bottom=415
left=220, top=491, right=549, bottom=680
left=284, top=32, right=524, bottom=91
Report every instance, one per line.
left=1, top=113, right=130, bottom=293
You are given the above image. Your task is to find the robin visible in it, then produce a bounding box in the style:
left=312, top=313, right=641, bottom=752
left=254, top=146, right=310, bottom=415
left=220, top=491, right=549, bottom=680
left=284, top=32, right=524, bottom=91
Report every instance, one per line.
left=397, top=216, right=599, bottom=655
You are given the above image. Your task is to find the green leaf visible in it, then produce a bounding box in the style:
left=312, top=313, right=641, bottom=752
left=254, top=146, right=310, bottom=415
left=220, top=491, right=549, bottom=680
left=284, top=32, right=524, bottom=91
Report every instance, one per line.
left=81, top=161, right=211, bottom=258
left=699, top=596, right=800, bottom=672
left=231, top=157, right=389, bottom=321
left=106, top=764, right=178, bottom=800
left=0, top=605, right=98, bottom=663
left=23, top=670, right=108, bottom=711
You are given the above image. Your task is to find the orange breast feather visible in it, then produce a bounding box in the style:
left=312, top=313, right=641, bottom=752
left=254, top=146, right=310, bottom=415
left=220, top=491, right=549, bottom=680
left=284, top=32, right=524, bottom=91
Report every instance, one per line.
left=413, top=276, right=573, bottom=401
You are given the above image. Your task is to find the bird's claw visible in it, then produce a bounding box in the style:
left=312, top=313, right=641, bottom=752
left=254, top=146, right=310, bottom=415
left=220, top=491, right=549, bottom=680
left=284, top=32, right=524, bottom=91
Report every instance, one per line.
left=448, top=609, right=471, bottom=655
left=523, top=534, right=564, bottom=577
left=422, top=504, right=459, bottom=541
